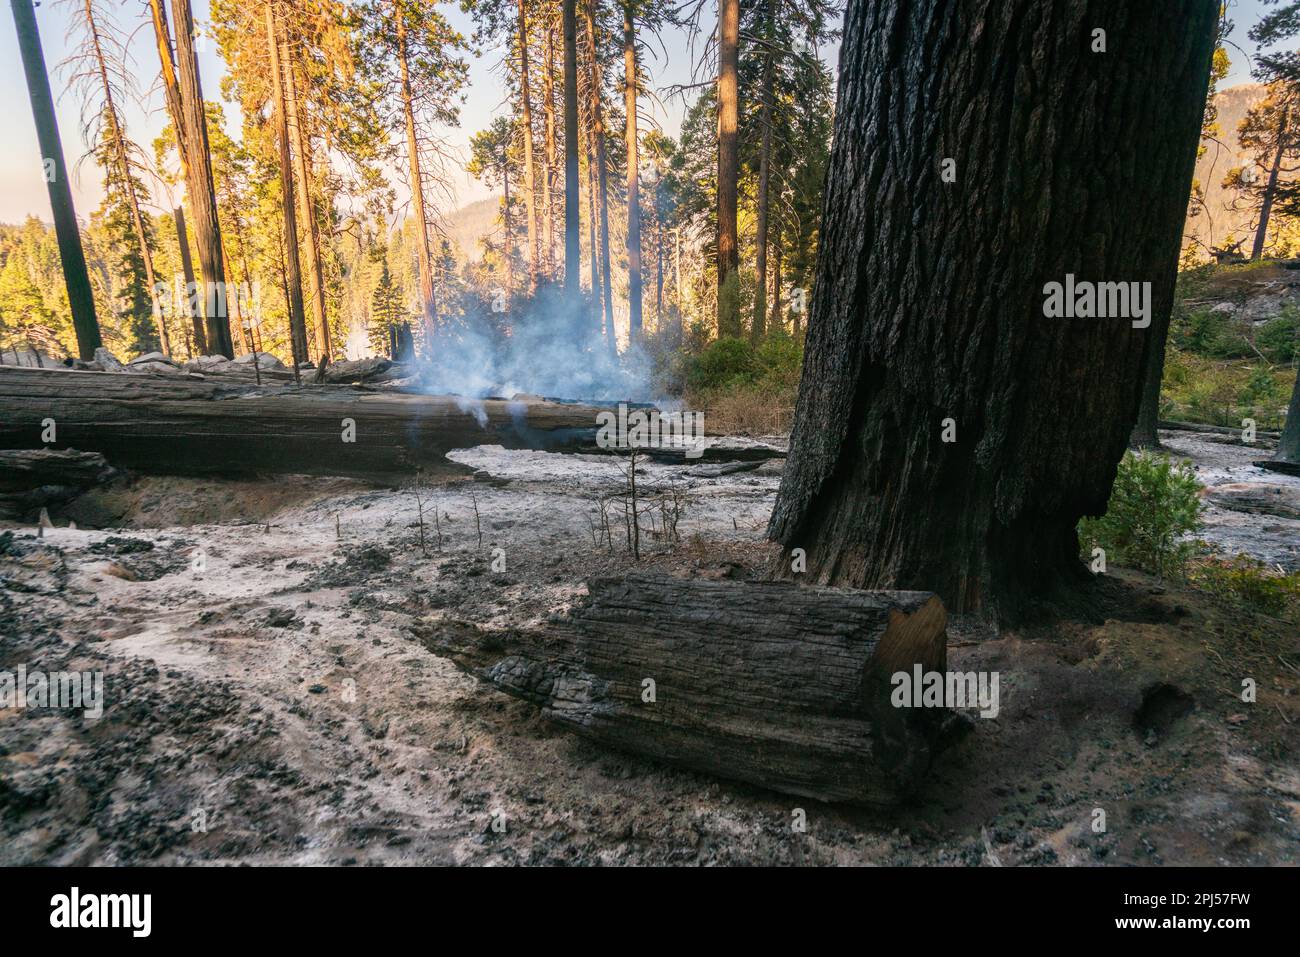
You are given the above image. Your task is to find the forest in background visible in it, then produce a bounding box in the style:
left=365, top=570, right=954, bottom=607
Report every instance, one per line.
left=0, top=0, right=835, bottom=404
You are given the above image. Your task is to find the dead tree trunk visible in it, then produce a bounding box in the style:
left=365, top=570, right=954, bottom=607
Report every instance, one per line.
left=583, top=0, right=616, bottom=350
left=13, top=0, right=101, bottom=360
left=169, top=0, right=233, bottom=358
left=415, top=573, right=953, bottom=804
left=768, top=0, right=1219, bottom=620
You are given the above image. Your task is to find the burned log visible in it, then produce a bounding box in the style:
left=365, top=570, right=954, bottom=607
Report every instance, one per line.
left=0, top=448, right=117, bottom=520
left=0, top=367, right=607, bottom=481
left=414, top=574, right=955, bottom=804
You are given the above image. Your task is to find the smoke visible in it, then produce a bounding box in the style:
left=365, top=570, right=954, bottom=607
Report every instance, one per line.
left=413, top=284, right=653, bottom=403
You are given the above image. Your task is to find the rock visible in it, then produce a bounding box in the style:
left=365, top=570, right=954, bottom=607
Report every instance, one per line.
left=128, top=360, right=187, bottom=376
left=1203, top=482, right=1300, bottom=519
left=266, top=607, right=299, bottom=628
left=321, top=357, right=392, bottom=383
left=1209, top=301, right=1237, bottom=315
left=233, top=352, right=284, bottom=370
left=183, top=355, right=235, bottom=373
left=127, top=351, right=178, bottom=367
left=93, top=347, right=125, bottom=371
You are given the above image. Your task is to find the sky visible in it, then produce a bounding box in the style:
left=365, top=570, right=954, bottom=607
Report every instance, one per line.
left=0, top=0, right=718, bottom=224
left=0, top=0, right=1275, bottom=226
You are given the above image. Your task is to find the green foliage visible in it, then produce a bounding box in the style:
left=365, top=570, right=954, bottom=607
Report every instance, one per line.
left=1189, top=555, right=1300, bottom=619
left=1079, top=451, right=1204, bottom=579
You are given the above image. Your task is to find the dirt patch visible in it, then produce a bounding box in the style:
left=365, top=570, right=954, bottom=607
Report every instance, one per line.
left=1, top=454, right=1297, bottom=866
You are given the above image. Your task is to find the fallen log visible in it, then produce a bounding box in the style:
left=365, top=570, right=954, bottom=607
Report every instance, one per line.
left=0, top=367, right=608, bottom=481
left=0, top=448, right=117, bottom=520
left=413, top=573, right=956, bottom=805
left=1254, top=459, right=1300, bottom=479
left=1203, top=482, right=1300, bottom=519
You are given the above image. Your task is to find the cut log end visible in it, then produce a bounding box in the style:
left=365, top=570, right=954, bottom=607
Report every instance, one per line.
left=414, top=573, right=955, bottom=806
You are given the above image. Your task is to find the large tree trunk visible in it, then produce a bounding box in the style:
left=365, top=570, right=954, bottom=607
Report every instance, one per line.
left=1271, top=366, right=1300, bottom=465
left=518, top=0, right=540, bottom=290
left=169, top=0, right=233, bottom=358
left=415, top=574, right=954, bottom=804
left=768, top=0, right=1218, bottom=620
left=1129, top=312, right=1171, bottom=448
left=395, top=1, right=438, bottom=347
left=715, top=0, right=741, bottom=339
left=13, top=0, right=101, bottom=360
left=751, top=0, right=777, bottom=343
left=543, top=15, right=558, bottom=280
left=562, top=0, right=582, bottom=302
left=623, top=3, right=643, bottom=343
left=282, top=40, right=331, bottom=363
left=583, top=0, right=616, bottom=350
left=267, top=4, right=310, bottom=367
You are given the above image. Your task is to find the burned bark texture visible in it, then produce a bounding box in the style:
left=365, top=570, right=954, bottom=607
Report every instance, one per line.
left=0, top=368, right=610, bottom=481
left=768, top=0, right=1218, bottom=619
left=415, top=574, right=953, bottom=804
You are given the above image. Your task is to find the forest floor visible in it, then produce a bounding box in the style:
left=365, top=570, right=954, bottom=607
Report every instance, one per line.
left=0, top=432, right=1297, bottom=866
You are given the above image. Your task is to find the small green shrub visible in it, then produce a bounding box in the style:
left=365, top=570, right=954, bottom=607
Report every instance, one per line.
left=1079, top=451, right=1203, bottom=579
left=1190, top=554, right=1300, bottom=618
left=685, top=336, right=757, bottom=392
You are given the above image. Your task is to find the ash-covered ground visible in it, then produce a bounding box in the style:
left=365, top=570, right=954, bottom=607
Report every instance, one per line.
left=0, top=433, right=1297, bottom=865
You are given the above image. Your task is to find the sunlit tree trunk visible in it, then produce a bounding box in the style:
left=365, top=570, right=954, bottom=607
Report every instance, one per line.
left=583, top=0, right=615, bottom=350
left=395, top=0, right=438, bottom=346
left=166, top=0, right=233, bottom=357
left=716, top=0, right=740, bottom=338
left=266, top=3, right=309, bottom=366
left=543, top=13, right=558, bottom=279
left=282, top=39, right=331, bottom=362
left=518, top=0, right=540, bottom=290
left=562, top=0, right=581, bottom=302
left=623, top=2, right=642, bottom=342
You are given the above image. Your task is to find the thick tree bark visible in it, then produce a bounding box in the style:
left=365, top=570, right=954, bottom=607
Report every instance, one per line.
left=267, top=4, right=310, bottom=367
left=768, top=0, right=1218, bottom=619
left=716, top=0, right=741, bottom=338
left=282, top=41, right=331, bottom=362
left=0, top=368, right=615, bottom=480
left=518, top=0, right=540, bottom=290
left=415, top=574, right=953, bottom=804
left=583, top=0, right=616, bottom=349
left=395, top=1, right=438, bottom=346
left=562, top=0, right=582, bottom=302
left=169, top=0, right=233, bottom=358
left=1129, top=312, right=1170, bottom=448
left=13, top=0, right=101, bottom=360
left=173, top=206, right=207, bottom=356
left=623, top=3, right=643, bottom=343
left=751, top=0, right=777, bottom=342
left=1272, top=366, right=1300, bottom=464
